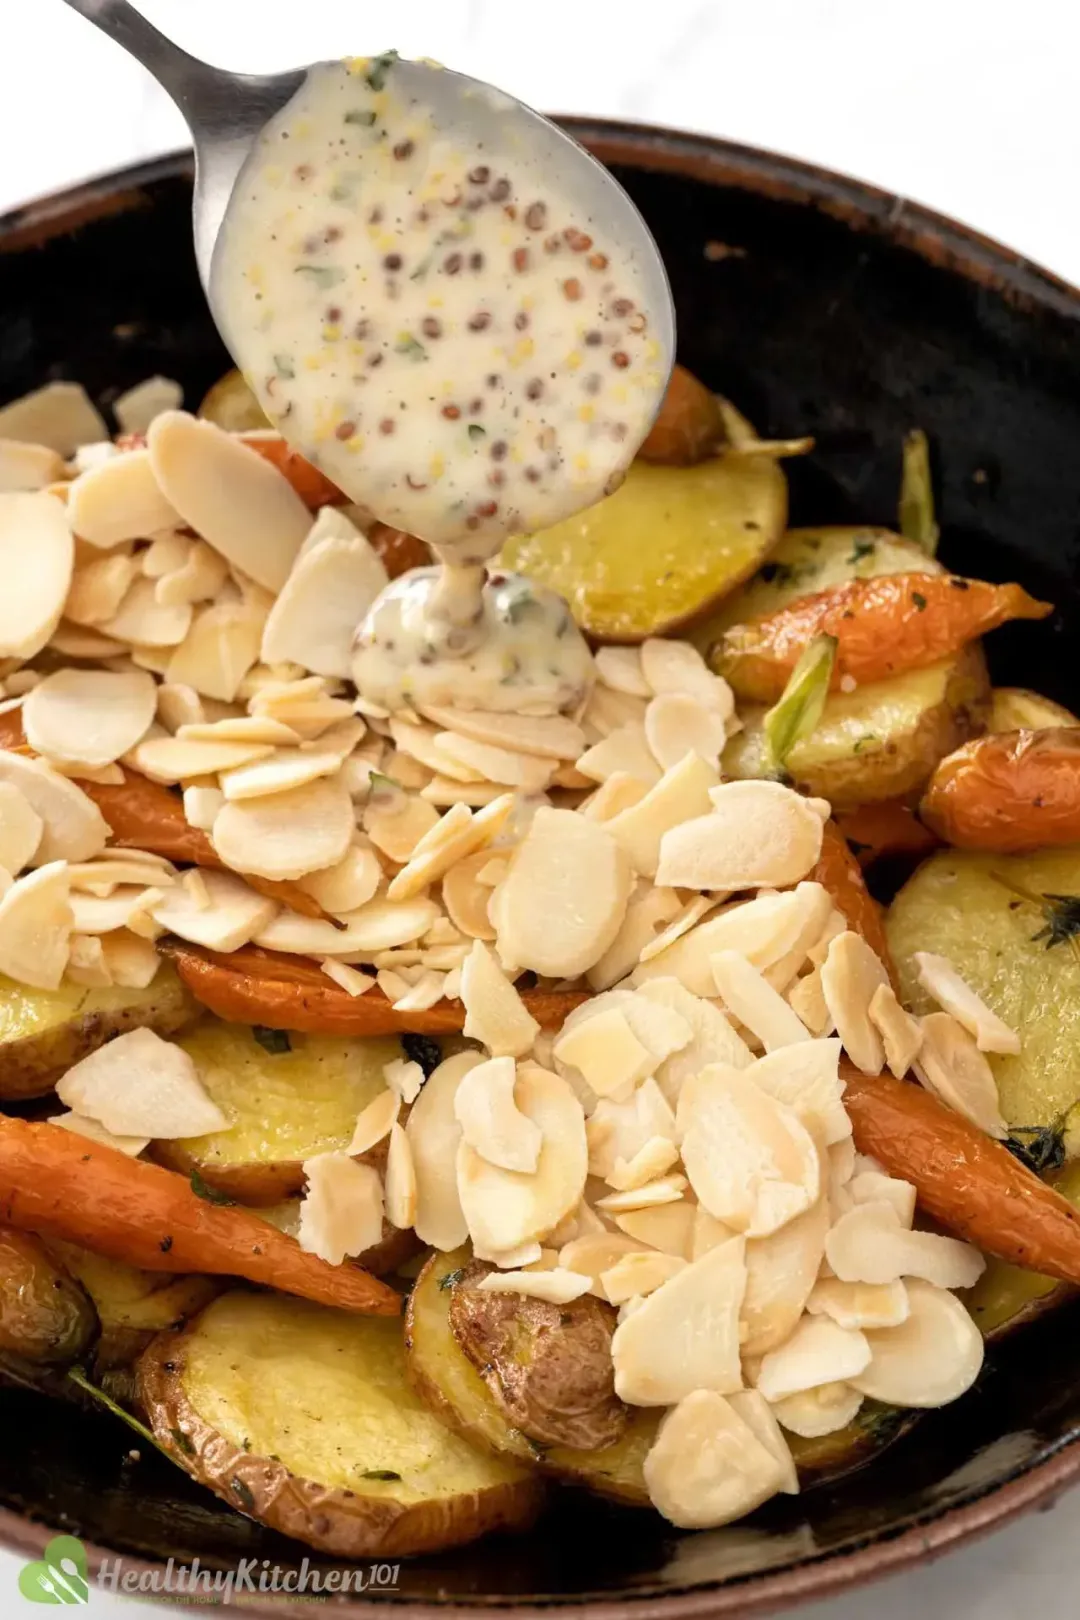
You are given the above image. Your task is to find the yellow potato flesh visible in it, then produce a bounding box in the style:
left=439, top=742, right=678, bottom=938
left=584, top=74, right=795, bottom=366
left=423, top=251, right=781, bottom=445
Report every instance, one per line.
left=988, top=687, right=1079, bottom=732
left=197, top=369, right=269, bottom=432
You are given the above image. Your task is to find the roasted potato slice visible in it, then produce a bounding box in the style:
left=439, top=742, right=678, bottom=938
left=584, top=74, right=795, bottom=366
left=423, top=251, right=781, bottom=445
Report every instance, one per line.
left=0, top=964, right=197, bottom=1101
left=448, top=1259, right=627, bottom=1451
left=151, top=1019, right=406, bottom=1202
left=989, top=687, right=1080, bottom=732
left=0, top=1227, right=96, bottom=1364
left=724, top=644, right=990, bottom=809
left=197, top=368, right=269, bottom=432
left=962, top=1161, right=1080, bottom=1340
left=138, top=1290, right=542, bottom=1557
left=407, top=1248, right=657, bottom=1503
left=42, top=1240, right=221, bottom=1371
left=500, top=401, right=787, bottom=641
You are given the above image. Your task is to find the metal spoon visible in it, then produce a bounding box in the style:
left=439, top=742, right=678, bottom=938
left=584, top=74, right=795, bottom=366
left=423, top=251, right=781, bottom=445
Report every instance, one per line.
left=58, top=0, right=675, bottom=359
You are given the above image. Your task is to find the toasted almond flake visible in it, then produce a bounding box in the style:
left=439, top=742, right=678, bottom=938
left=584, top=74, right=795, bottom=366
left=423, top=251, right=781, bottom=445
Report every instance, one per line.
left=0, top=753, right=106, bottom=864
left=442, top=849, right=500, bottom=940
left=771, top=1381, right=866, bottom=1444
left=580, top=772, right=649, bottom=823
left=392, top=969, right=446, bottom=1012
left=262, top=529, right=388, bottom=679
left=808, top=908, right=847, bottom=967
left=212, top=775, right=354, bottom=881
left=130, top=644, right=172, bottom=676
left=142, top=532, right=193, bottom=579
left=913, top=950, right=1021, bottom=1055
left=48, top=1110, right=149, bottom=1155
left=100, top=929, right=161, bottom=989
left=429, top=731, right=553, bottom=794
left=850, top=1279, right=984, bottom=1407
left=148, top=412, right=309, bottom=592
left=644, top=1388, right=785, bottom=1529
left=157, top=683, right=205, bottom=733
left=68, top=449, right=178, bottom=549
left=645, top=693, right=728, bottom=773
left=494, top=807, right=631, bottom=979
left=745, top=1039, right=850, bottom=1146
left=635, top=978, right=754, bottom=1106
left=131, top=733, right=273, bottom=784
left=658, top=781, right=823, bottom=891
left=555, top=1007, right=655, bottom=1102
left=741, top=1198, right=831, bottom=1356
left=114, top=375, right=183, bottom=435
left=49, top=624, right=124, bottom=660
left=151, top=868, right=277, bottom=952
left=595, top=645, right=650, bottom=697
left=298, top=842, right=381, bottom=915
left=24, top=669, right=156, bottom=768
left=825, top=1199, right=986, bottom=1289
left=320, top=958, right=375, bottom=997
left=182, top=784, right=225, bottom=832
left=601, top=1249, right=686, bottom=1304
left=420, top=775, right=508, bottom=807
left=258, top=895, right=439, bottom=959
left=217, top=744, right=344, bottom=800
left=417, top=703, right=584, bottom=761
left=387, top=794, right=514, bottom=902
left=477, top=1267, right=592, bottom=1304
left=454, top=1055, right=543, bottom=1173
left=913, top=1011, right=1008, bottom=1138
left=577, top=723, right=663, bottom=788
left=692, top=1206, right=737, bottom=1260
left=807, top=1277, right=910, bottom=1331
left=180, top=715, right=303, bottom=745
left=155, top=538, right=230, bottom=607
left=868, top=983, right=923, bottom=1078
left=384, top=1122, right=418, bottom=1229
left=637, top=895, right=719, bottom=966
left=583, top=681, right=649, bottom=740
left=787, top=967, right=834, bottom=1036
left=0, top=780, right=43, bottom=874
left=297, top=1152, right=384, bottom=1266
left=0, top=438, right=66, bottom=492
left=379, top=1058, right=422, bottom=1107
left=57, top=1026, right=226, bottom=1137
left=389, top=718, right=481, bottom=783
left=480, top=1240, right=545, bottom=1270
left=457, top=1066, right=587, bottom=1254
left=459, top=938, right=540, bottom=1058
left=612, top=1235, right=747, bottom=1406
left=755, top=1316, right=871, bottom=1402
left=587, top=885, right=684, bottom=992
left=607, top=1136, right=680, bottom=1191
left=101, top=578, right=192, bottom=646
left=634, top=885, right=830, bottom=998
left=681, top=1067, right=820, bottom=1236
left=0, top=383, right=106, bottom=455
left=346, top=1090, right=400, bottom=1156
left=163, top=597, right=265, bottom=700
left=848, top=1170, right=917, bottom=1226
left=66, top=933, right=112, bottom=988
left=70, top=885, right=163, bottom=935
left=0, top=493, right=74, bottom=659
left=605, top=752, right=719, bottom=880
left=612, top=1202, right=693, bottom=1259
left=558, top=1232, right=649, bottom=1288
left=587, top=1077, right=678, bottom=1177
left=361, top=782, right=440, bottom=865
left=820, top=931, right=891, bottom=1075
left=595, top=1175, right=687, bottom=1213
left=65, top=552, right=139, bottom=626
left=407, top=1051, right=483, bottom=1250
left=711, top=951, right=813, bottom=1052
left=640, top=638, right=735, bottom=715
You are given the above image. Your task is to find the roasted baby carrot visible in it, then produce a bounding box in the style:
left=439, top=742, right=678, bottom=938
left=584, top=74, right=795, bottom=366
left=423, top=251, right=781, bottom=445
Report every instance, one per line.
left=638, top=363, right=726, bottom=466
left=810, top=820, right=896, bottom=977
left=0, top=1117, right=400, bottom=1316
left=921, top=727, right=1080, bottom=851
left=717, top=575, right=1052, bottom=702
left=367, top=522, right=432, bottom=578
left=842, top=1064, right=1080, bottom=1283
left=834, top=800, right=939, bottom=868
left=239, top=432, right=343, bottom=508
left=166, top=941, right=589, bottom=1036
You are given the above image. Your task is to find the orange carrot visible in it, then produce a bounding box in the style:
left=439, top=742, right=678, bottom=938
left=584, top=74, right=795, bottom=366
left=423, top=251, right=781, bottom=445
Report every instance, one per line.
left=166, top=941, right=589, bottom=1037
left=834, top=801, right=939, bottom=868
left=717, top=575, right=1052, bottom=702
left=0, top=1117, right=400, bottom=1315
left=240, top=432, right=343, bottom=508
left=921, top=727, right=1080, bottom=851
left=810, top=821, right=896, bottom=978
left=842, top=1063, right=1080, bottom=1283
left=638, top=363, right=726, bottom=466
left=367, top=523, right=433, bottom=578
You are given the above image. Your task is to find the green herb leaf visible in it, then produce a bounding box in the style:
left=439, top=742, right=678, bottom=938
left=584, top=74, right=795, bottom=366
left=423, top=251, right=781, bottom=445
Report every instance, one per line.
left=344, top=108, right=377, bottom=127
left=467, top=423, right=486, bottom=441
left=365, top=49, right=400, bottom=91
left=190, top=1169, right=237, bottom=1206
left=252, top=1025, right=291, bottom=1055
left=67, top=1367, right=172, bottom=1458
left=1005, top=1123, right=1067, bottom=1176
left=394, top=334, right=427, bottom=361
left=899, top=428, right=940, bottom=556
left=990, top=874, right=1080, bottom=963
left=295, top=264, right=345, bottom=290
left=360, top=1468, right=402, bottom=1481
left=762, top=634, right=837, bottom=776
left=911, top=591, right=928, bottom=612
left=438, top=1268, right=465, bottom=1292
left=845, top=536, right=877, bottom=566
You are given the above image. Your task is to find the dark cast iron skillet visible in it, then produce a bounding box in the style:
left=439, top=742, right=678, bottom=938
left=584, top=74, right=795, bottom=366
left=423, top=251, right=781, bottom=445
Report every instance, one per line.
left=2, top=124, right=1080, bottom=1616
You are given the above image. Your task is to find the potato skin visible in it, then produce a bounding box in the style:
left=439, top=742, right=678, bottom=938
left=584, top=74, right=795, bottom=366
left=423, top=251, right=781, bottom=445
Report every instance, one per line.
left=0, top=1227, right=96, bottom=1363
left=988, top=687, right=1079, bottom=733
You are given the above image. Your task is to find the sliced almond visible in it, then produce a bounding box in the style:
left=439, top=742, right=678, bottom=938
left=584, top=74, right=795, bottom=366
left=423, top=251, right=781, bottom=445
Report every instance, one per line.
left=164, top=597, right=265, bottom=700
left=634, top=977, right=753, bottom=1106
left=57, top=1026, right=226, bottom=1138
left=182, top=784, right=225, bottom=832
left=68, top=449, right=178, bottom=548
left=595, top=1175, right=687, bottom=1213
left=825, top=1199, right=986, bottom=1290
left=442, top=849, right=500, bottom=940
left=612, top=1201, right=693, bottom=1259
left=741, top=1198, right=831, bottom=1356
left=559, top=1232, right=651, bottom=1291
left=645, top=694, right=727, bottom=773
left=580, top=772, right=649, bottom=823
left=0, top=780, right=43, bottom=874
left=913, top=1011, right=1008, bottom=1139
left=262, top=532, right=388, bottom=680
left=24, top=669, right=156, bottom=768
left=755, top=1316, right=871, bottom=1402
left=820, top=931, right=891, bottom=1075
left=148, top=412, right=309, bottom=592
left=384, top=1122, right=418, bottom=1229
left=49, top=624, right=125, bottom=660
left=657, top=781, right=823, bottom=892
left=634, top=885, right=830, bottom=998
left=101, top=578, right=193, bottom=646
left=851, top=1279, right=984, bottom=1407
left=298, top=841, right=381, bottom=915
left=682, top=1067, right=821, bottom=1237
left=0, top=382, right=105, bottom=454
left=0, top=492, right=73, bottom=659
left=494, top=807, right=631, bottom=979
left=212, top=775, right=354, bottom=881
left=587, top=1077, right=678, bottom=1178
left=477, top=1267, right=591, bottom=1304
left=644, top=1389, right=785, bottom=1530
left=848, top=1170, right=917, bottom=1227
left=605, top=752, right=719, bottom=879
left=363, top=781, right=442, bottom=864
left=255, top=895, right=438, bottom=957
left=131, top=733, right=273, bottom=784
left=151, top=868, right=276, bottom=952
left=390, top=718, right=481, bottom=784
left=155, top=538, right=230, bottom=606
left=555, top=1006, right=656, bottom=1104
left=0, top=753, right=107, bottom=863
left=640, top=638, right=735, bottom=715
left=460, top=939, right=539, bottom=1058
left=607, top=1136, right=680, bottom=1191
left=65, top=552, right=140, bottom=626
left=382, top=1057, right=424, bottom=1106
left=421, top=776, right=507, bottom=807
left=218, top=744, right=347, bottom=801
left=407, top=1051, right=484, bottom=1249
left=807, top=1277, right=910, bottom=1331
left=0, top=438, right=66, bottom=492
left=586, top=885, right=683, bottom=992
left=692, top=1206, right=738, bottom=1260
left=70, top=885, right=163, bottom=936
left=453, top=1056, right=542, bottom=1172
left=0, top=861, right=71, bottom=989
left=48, top=1110, right=149, bottom=1156
left=433, top=731, right=555, bottom=794
left=66, top=934, right=113, bottom=988
left=595, top=645, right=650, bottom=698
left=387, top=794, right=514, bottom=902
left=297, top=1152, right=384, bottom=1266
left=913, top=951, right=1021, bottom=1055
left=114, top=375, right=184, bottom=435
left=321, top=958, right=375, bottom=997
left=180, top=716, right=305, bottom=745
left=157, top=683, right=205, bottom=733
left=583, top=681, right=648, bottom=740
left=100, top=929, right=161, bottom=989
left=142, top=530, right=194, bottom=579
left=788, top=967, right=835, bottom=1036
left=770, top=1382, right=864, bottom=1439
left=457, top=1065, right=587, bottom=1254
left=420, top=704, right=585, bottom=760
left=711, top=951, right=813, bottom=1052
left=600, top=1249, right=686, bottom=1304
left=745, top=1038, right=850, bottom=1146
left=347, top=1090, right=400, bottom=1156
left=868, top=983, right=923, bottom=1078
left=611, top=1235, right=747, bottom=1405
left=577, top=722, right=662, bottom=787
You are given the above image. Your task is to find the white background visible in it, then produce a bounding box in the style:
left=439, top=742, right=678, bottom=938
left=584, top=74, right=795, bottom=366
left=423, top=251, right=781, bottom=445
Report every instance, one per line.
left=2, top=1, right=1080, bottom=1614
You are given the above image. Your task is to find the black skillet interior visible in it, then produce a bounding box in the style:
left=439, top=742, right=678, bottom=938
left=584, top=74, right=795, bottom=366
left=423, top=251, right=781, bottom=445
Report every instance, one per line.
left=2, top=134, right=1080, bottom=1603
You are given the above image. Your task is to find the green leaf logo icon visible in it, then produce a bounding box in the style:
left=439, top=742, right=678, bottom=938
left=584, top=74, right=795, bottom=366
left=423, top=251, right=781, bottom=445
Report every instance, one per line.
left=18, top=1536, right=89, bottom=1604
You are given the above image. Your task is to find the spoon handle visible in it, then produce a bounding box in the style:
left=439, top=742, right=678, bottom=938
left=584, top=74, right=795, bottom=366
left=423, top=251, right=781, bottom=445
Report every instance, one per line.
left=58, top=0, right=219, bottom=124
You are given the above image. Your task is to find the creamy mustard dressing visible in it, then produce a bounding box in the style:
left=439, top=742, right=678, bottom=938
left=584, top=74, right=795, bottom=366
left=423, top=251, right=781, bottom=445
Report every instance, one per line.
left=212, top=52, right=668, bottom=714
